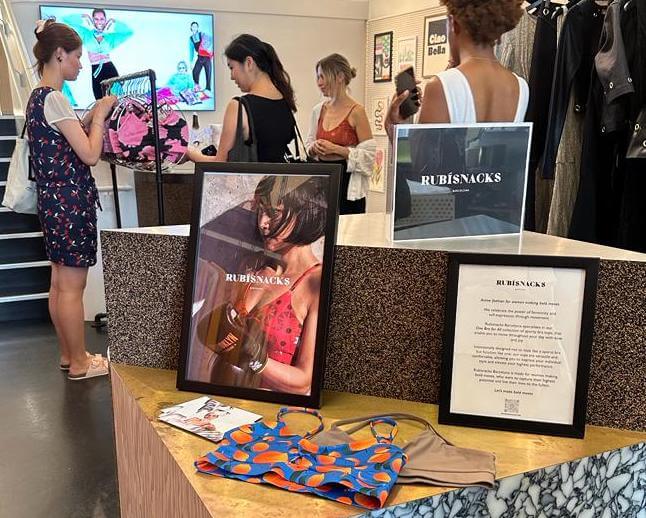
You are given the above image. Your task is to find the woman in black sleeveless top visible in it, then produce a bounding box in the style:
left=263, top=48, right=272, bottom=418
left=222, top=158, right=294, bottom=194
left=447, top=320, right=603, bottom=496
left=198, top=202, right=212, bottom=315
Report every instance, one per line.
left=187, top=34, right=295, bottom=163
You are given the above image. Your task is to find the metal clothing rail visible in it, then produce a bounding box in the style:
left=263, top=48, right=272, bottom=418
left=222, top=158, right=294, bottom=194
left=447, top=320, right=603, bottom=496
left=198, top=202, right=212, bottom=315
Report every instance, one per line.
left=101, top=69, right=165, bottom=226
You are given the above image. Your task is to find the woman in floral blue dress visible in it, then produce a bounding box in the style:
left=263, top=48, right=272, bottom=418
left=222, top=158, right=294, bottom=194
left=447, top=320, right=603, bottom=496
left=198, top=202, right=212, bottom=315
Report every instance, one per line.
left=26, top=19, right=116, bottom=380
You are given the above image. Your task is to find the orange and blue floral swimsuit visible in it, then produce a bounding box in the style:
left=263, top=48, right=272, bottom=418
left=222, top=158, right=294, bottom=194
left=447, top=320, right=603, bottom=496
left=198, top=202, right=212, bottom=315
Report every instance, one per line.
left=195, top=408, right=407, bottom=509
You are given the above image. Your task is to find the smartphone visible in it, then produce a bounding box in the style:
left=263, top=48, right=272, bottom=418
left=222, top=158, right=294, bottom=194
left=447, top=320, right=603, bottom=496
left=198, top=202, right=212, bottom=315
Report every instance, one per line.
left=395, top=67, right=420, bottom=119
left=201, top=144, right=217, bottom=156
left=395, top=67, right=416, bottom=94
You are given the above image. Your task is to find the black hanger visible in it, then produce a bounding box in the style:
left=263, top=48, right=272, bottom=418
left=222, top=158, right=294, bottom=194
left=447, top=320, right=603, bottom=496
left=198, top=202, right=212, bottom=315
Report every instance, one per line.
left=551, top=0, right=578, bottom=19
left=526, top=0, right=545, bottom=14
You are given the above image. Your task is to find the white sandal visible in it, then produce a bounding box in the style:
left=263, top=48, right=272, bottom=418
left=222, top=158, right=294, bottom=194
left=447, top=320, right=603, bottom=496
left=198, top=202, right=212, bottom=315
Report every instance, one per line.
left=68, top=355, right=110, bottom=381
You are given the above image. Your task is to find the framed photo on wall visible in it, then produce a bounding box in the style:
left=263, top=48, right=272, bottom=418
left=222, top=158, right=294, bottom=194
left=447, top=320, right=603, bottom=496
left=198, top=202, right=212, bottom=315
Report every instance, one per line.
left=373, top=31, right=393, bottom=82
left=397, top=36, right=417, bottom=72
left=422, top=15, right=449, bottom=78
left=370, top=97, right=388, bottom=136
left=370, top=147, right=386, bottom=193
left=177, top=163, right=341, bottom=408
left=439, top=253, right=599, bottom=438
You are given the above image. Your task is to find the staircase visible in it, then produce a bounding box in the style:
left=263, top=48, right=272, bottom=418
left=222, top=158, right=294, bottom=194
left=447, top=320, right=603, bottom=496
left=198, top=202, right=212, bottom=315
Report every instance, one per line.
left=0, top=116, right=50, bottom=322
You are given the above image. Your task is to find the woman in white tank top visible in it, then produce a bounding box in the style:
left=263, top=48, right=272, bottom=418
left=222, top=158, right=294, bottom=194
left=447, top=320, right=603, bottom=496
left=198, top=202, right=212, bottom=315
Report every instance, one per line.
left=386, top=0, right=528, bottom=132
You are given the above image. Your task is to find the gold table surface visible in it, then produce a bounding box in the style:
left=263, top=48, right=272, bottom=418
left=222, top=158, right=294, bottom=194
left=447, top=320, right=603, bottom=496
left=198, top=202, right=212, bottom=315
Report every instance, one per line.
left=113, top=363, right=646, bottom=517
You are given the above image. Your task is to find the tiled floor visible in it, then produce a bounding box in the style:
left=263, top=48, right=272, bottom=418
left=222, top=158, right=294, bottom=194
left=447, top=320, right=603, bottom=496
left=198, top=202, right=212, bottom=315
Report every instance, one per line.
left=0, top=320, right=119, bottom=518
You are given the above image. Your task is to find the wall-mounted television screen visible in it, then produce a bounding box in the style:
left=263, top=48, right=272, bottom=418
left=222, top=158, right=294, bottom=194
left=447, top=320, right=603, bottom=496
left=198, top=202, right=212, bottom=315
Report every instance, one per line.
left=39, top=5, right=215, bottom=111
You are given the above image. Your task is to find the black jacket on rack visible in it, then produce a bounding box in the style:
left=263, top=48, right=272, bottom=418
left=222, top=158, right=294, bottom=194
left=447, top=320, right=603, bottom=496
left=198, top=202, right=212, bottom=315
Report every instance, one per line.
left=524, top=2, right=559, bottom=230
left=540, top=0, right=605, bottom=180
left=569, top=0, right=646, bottom=251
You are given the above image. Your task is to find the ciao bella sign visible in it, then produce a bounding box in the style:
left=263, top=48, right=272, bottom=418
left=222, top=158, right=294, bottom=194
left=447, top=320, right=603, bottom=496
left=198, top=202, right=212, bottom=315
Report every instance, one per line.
left=426, top=21, right=447, bottom=57
left=423, top=16, right=449, bottom=77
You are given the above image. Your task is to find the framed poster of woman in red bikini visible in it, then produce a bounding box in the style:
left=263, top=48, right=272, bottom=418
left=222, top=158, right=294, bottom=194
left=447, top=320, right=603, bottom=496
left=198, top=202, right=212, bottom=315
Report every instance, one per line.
left=177, top=163, right=341, bottom=407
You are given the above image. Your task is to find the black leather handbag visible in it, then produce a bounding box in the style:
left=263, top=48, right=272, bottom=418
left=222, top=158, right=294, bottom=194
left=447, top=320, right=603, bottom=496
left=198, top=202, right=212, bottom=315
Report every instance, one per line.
left=626, top=108, right=646, bottom=159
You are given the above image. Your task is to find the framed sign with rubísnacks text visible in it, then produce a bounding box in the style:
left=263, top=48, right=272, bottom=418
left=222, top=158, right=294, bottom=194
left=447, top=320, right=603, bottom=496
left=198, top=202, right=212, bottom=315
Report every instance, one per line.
left=392, top=123, right=532, bottom=241
left=177, top=162, right=341, bottom=408
left=439, top=253, right=599, bottom=438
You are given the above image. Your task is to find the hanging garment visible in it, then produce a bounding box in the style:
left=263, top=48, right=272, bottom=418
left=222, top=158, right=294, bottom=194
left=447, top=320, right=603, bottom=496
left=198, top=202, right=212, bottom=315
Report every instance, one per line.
left=311, top=413, right=496, bottom=489
left=196, top=408, right=406, bottom=510
left=102, top=96, right=189, bottom=167
left=569, top=0, right=645, bottom=251
left=541, top=0, right=606, bottom=179
left=546, top=93, right=585, bottom=236
left=496, top=10, right=537, bottom=81
left=524, top=2, right=559, bottom=230
left=540, top=0, right=605, bottom=236
left=614, top=0, right=646, bottom=251
left=534, top=12, right=566, bottom=233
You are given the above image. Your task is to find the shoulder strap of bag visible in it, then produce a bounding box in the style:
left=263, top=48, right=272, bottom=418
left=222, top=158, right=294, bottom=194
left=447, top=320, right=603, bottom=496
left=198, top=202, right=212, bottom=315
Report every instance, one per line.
left=290, top=112, right=308, bottom=161
left=19, top=120, right=35, bottom=181
left=236, top=96, right=256, bottom=146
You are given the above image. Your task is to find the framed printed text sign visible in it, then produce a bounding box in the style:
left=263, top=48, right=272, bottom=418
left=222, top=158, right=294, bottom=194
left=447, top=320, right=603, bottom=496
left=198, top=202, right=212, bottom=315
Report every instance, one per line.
left=439, top=253, right=599, bottom=438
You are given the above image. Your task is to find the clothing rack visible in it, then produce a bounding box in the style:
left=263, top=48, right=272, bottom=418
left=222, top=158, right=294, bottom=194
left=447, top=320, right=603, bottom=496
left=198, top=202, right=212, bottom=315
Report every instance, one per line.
left=101, top=69, right=166, bottom=226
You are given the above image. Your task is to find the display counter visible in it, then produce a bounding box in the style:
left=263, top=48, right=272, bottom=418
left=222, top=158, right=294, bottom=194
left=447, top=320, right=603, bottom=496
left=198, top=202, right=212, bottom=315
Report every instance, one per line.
left=102, top=213, right=646, bottom=432
left=111, top=363, right=646, bottom=517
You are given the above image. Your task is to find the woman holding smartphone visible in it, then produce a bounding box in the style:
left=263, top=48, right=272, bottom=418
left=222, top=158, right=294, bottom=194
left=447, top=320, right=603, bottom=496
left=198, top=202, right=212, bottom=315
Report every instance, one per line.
left=386, top=0, right=528, bottom=132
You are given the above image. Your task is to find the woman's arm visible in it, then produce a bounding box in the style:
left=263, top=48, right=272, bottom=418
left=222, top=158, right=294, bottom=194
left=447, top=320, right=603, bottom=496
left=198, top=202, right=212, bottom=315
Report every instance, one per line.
left=55, top=95, right=115, bottom=166
left=305, top=103, right=322, bottom=157
left=186, top=98, right=246, bottom=163
left=259, top=276, right=320, bottom=394
left=417, top=77, right=450, bottom=123
left=80, top=105, right=95, bottom=129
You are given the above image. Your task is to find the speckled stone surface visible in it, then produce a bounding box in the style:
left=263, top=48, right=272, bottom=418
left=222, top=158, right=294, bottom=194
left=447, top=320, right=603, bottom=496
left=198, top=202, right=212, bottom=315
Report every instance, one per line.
left=325, top=246, right=448, bottom=403
left=102, top=232, right=646, bottom=431
left=586, top=260, right=646, bottom=432
left=361, top=442, right=646, bottom=517
left=102, top=232, right=189, bottom=369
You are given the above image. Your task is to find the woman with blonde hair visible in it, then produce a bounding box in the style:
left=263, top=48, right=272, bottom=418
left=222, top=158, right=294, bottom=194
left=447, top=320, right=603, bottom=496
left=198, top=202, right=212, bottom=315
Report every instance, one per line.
left=306, top=53, right=375, bottom=214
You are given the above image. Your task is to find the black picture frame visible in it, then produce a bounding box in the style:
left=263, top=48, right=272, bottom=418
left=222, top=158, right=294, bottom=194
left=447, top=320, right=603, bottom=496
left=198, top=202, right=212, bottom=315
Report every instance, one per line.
left=177, top=162, right=341, bottom=408
left=422, top=15, right=448, bottom=79
left=439, top=253, right=599, bottom=438
left=373, top=31, right=393, bottom=83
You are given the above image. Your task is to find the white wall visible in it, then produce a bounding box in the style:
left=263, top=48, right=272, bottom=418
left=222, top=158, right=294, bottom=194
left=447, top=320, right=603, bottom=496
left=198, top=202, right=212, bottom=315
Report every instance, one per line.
left=369, top=0, right=438, bottom=20
left=10, top=0, right=368, bottom=182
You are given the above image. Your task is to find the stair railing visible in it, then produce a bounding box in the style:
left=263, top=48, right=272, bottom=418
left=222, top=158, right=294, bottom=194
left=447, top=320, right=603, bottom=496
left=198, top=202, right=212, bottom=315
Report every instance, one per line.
left=0, top=0, right=38, bottom=116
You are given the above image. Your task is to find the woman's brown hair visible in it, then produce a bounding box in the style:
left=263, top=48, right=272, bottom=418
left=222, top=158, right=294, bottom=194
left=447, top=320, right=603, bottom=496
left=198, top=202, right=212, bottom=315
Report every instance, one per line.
left=441, top=0, right=523, bottom=46
left=33, top=19, right=82, bottom=77
left=316, top=53, right=357, bottom=89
